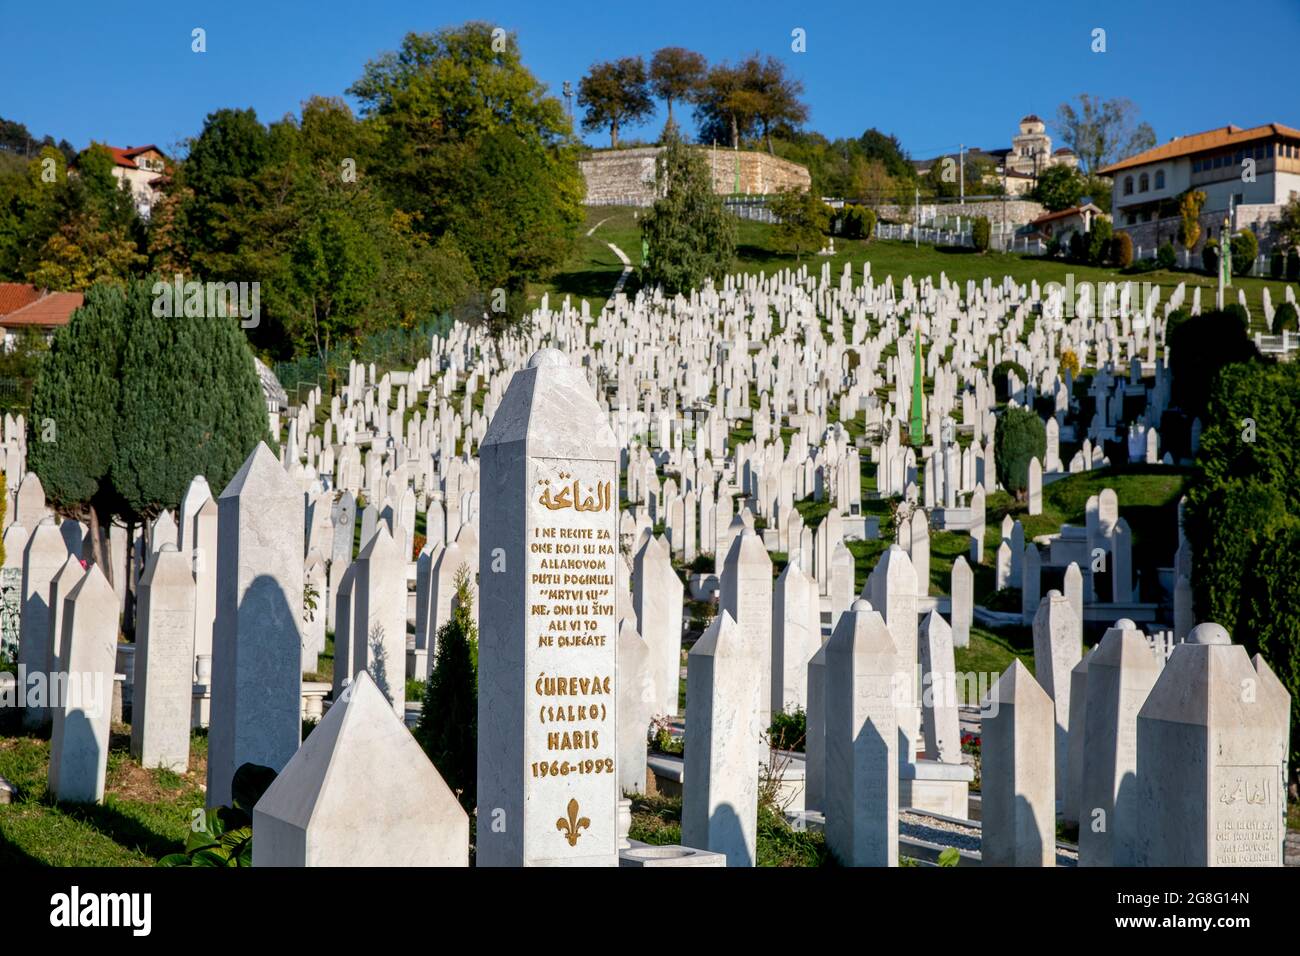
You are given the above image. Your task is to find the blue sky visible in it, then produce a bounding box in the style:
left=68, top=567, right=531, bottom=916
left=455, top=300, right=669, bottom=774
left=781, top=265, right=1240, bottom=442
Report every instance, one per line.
left=3, top=0, right=1298, bottom=159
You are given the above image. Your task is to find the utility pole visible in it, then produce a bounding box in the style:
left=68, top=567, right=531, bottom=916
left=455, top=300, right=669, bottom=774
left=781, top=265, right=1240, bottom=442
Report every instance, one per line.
left=562, top=81, right=574, bottom=121
left=959, top=143, right=965, bottom=205
left=915, top=186, right=920, bottom=248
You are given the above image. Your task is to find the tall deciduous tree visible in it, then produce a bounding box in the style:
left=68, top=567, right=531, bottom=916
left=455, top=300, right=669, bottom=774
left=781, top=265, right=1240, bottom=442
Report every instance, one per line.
left=649, top=47, right=707, bottom=131
left=744, top=54, right=809, bottom=154
left=640, top=130, right=736, bottom=294
left=1031, top=164, right=1087, bottom=211
left=578, top=57, right=654, bottom=148
left=1053, top=95, right=1156, bottom=174
left=694, top=62, right=756, bottom=148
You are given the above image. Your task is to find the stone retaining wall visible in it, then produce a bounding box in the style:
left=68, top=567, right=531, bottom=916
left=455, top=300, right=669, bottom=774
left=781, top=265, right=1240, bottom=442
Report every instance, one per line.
left=579, top=147, right=811, bottom=207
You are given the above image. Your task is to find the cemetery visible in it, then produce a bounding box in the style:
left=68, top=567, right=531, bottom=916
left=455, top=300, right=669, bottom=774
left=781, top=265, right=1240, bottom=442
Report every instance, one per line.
left=0, top=248, right=1294, bottom=870
left=0, top=9, right=1297, bottom=899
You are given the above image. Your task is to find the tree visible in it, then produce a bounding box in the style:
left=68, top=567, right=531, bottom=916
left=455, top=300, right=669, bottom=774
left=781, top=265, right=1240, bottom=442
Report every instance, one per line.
left=1167, top=309, right=1258, bottom=418
left=1230, top=229, right=1259, bottom=276
left=1177, top=190, right=1206, bottom=249
left=1088, top=218, right=1113, bottom=266
left=971, top=216, right=991, bottom=252
left=649, top=47, right=707, bottom=130
left=1053, top=95, right=1156, bottom=174
left=414, top=565, right=478, bottom=812
left=1276, top=192, right=1300, bottom=251
left=771, top=186, right=827, bottom=260
left=348, top=24, right=576, bottom=285
left=27, top=283, right=128, bottom=572
left=743, top=54, right=809, bottom=154
left=1184, top=360, right=1300, bottom=761
left=1273, top=302, right=1298, bottom=334
left=111, top=284, right=270, bottom=520
left=28, top=278, right=269, bottom=585
left=694, top=62, right=757, bottom=148
left=1031, top=164, right=1086, bottom=211
left=994, top=407, right=1047, bottom=500
left=578, top=57, right=653, bottom=149
left=858, top=128, right=914, bottom=181
left=640, top=131, right=736, bottom=294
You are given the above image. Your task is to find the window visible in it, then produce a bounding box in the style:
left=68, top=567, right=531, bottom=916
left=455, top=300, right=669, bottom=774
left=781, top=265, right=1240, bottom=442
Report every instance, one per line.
left=1154, top=170, right=1165, bottom=189
left=1213, top=155, right=1222, bottom=169
left=1123, top=176, right=1134, bottom=195
left=1193, top=159, right=1202, bottom=173
left=1266, top=143, right=1274, bottom=158
left=1139, top=172, right=1149, bottom=192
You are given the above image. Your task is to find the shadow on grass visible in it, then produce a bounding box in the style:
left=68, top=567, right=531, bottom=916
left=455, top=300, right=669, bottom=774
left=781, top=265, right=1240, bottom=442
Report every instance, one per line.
left=549, top=267, right=634, bottom=301
left=54, top=798, right=186, bottom=862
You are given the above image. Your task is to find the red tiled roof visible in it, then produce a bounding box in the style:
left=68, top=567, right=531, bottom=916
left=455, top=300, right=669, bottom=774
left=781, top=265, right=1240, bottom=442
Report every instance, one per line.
left=1098, top=123, right=1300, bottom=175
left=1, top=291, right=84, bottom=327
left=0, top=283, right=43, bottom=316
left=106, top=144, right=166, bottom=170
left=1029, top=203, right=1101, bottom=226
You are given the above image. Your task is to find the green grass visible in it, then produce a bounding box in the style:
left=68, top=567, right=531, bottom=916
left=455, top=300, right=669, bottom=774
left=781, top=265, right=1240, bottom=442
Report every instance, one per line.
left=0, top=728, right=207, bottom=866
left=954, top=626, right=1035, bottom=699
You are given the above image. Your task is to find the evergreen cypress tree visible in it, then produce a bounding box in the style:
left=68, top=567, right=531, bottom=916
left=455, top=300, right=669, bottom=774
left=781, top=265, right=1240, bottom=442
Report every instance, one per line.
left=27, top=282, right=130, bottom=569
left=640, top=130, right=736, bottom=295
left=414, top=565, right=479, bottom=812
left=112, top=286, right=270, bottom=517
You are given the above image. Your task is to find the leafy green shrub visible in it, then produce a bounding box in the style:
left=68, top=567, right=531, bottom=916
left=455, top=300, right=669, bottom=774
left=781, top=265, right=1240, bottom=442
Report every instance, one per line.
left=1273, top=301, right=1298, bottom=334
left=1202, top=239, right=1220, bottom=275
left=1156, top=241, right=1176, bottom=269
left=839, top=204, right=876, bottom=240
left=1287, top=247, right=1300, bottom=281
left=1068, top=230, right=1088, bottom=263
left=1270, top=247, right=1285, bottom=279
left=1185, top=360, right=1300, bottom=766
left=768, top=707, right=807, bottom=752
left=971, top=216, right=991, bottom=253
left=1088, top=219, right=1113, bottom=266
left=159, top=763, right=277, bottom=867
left=1224, top=303, right=1249, bottom=332
left=992, top=361, right=1028, bottom=403
left=1167, top=309, right=1257, bottom=418
left=414, top=565, right=478, bottom=812
left=1230, top=229, right=1259, bottom=276
left=994, top=406, right=1046, bottom=499
left=1111, top=231, right=1133, bottom=268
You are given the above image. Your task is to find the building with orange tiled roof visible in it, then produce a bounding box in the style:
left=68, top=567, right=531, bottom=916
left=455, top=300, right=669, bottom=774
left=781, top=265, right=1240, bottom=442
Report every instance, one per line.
left=102, top=144, right=168, bottom=220
left=1099, top=123, right=1300, bottom=252
left=0, top=283, right=83, bottom=349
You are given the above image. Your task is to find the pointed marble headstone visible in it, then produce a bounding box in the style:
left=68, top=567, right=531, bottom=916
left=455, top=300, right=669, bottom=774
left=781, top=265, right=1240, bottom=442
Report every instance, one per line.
left=207, top=442, right=305, bottom=809
left=825, top=599, right=899, bottom=867
left=981, top=659, right=1056, bottom=867
left=131, top=545, right=197, bottom=772
left=476, top=348, right=619, bottom=867
left=47, top=566, right=117, bottom=804
left=632, top=534, right=684, bottom=717
left=681, top=610, right=762, bottom=867
left=350, top=524, right=406, bottom=716
left=253, top=670, right=468, bottom=866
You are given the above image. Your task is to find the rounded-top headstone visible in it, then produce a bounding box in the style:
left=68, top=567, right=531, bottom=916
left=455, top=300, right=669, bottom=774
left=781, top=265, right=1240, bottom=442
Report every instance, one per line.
left=1046, top=589, right=1062, bottom=599
left=1186, top=622, right=1231, bottom=646
left=851, top=598, right=872, bottom=612
left=1113, top=617, right=1136, bottom=631
left=159, top=542, right=178, bottom=553
left=528, top=348, right=568, bottom=369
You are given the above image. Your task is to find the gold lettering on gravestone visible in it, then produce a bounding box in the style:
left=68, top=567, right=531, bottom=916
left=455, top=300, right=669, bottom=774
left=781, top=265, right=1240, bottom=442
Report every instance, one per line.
left=527, top=458, right=619, bottom=846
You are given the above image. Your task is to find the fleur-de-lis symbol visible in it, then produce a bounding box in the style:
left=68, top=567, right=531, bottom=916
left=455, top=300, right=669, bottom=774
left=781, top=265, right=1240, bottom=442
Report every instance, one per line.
left=556, top=798, right=590, bottom=847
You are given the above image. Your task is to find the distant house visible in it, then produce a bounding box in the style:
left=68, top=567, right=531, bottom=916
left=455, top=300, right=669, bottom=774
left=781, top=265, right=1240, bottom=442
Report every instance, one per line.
left=1026, top=204, right=1105, bottom=245
left=0, top=283, right=83, bottom=350
left=104, top=144, right=168, bottom=220
left=1100, top=123, right=1300, bottom=252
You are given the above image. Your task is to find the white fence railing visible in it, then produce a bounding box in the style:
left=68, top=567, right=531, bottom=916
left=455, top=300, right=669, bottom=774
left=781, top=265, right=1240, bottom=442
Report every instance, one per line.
left=1254, top=331, right=1300, bottom=359
left=873, top=221, right=1046, bottom=254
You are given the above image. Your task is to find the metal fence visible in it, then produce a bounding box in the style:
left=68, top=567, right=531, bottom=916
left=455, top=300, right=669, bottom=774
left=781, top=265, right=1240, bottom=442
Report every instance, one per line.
left=872, top=221, right=1046, bottom=254
left=1254, top=330, right=1300, bottom=360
